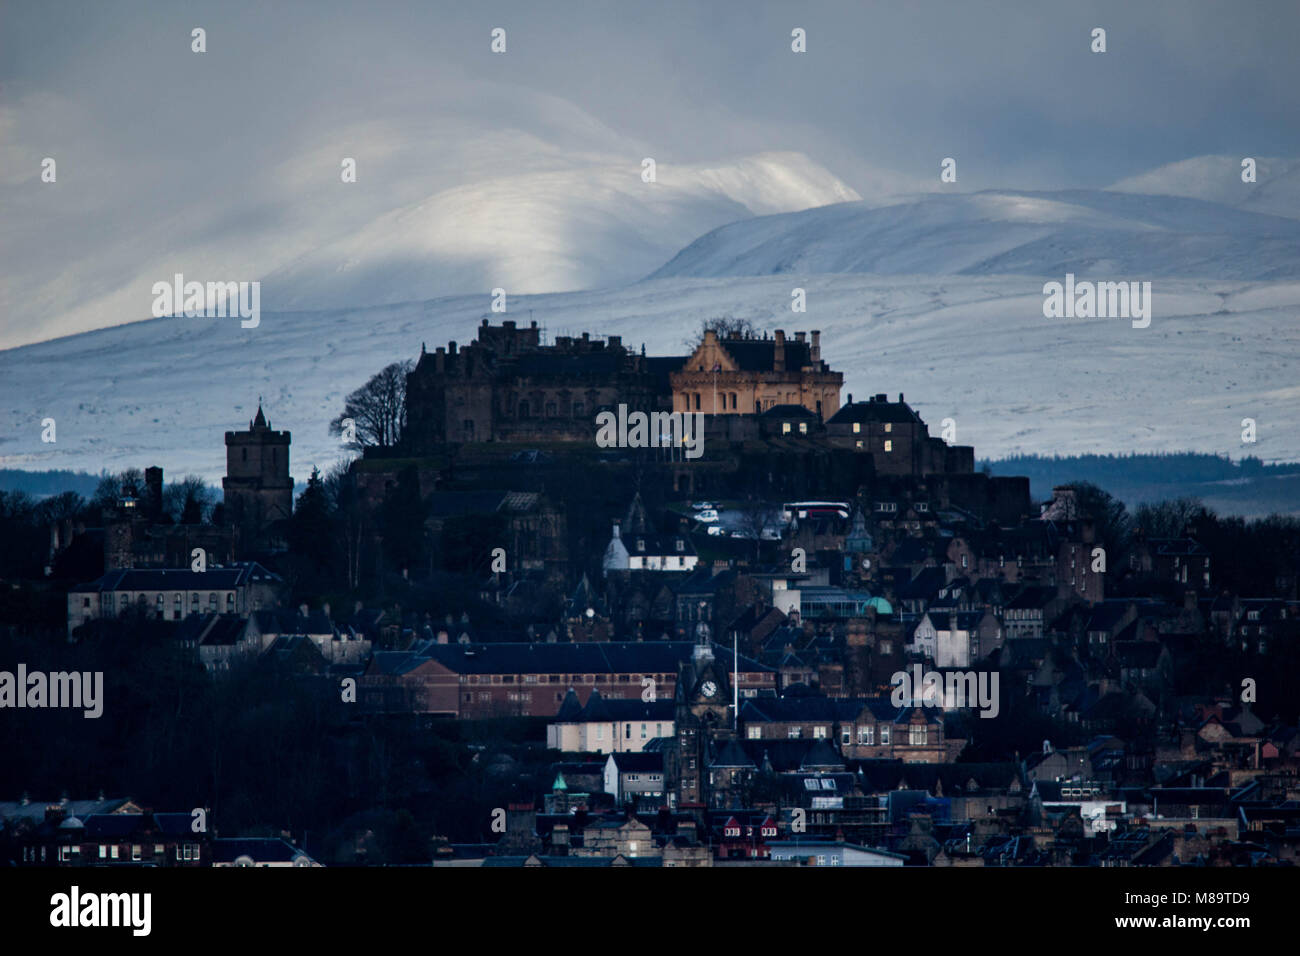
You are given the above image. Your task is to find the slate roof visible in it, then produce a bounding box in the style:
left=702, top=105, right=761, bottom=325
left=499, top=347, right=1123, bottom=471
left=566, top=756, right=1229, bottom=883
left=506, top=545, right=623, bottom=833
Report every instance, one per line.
left=568, top=689, right=675, bottom=722
left=827, top=399, right=922, bottom=426
left=73, top=561, right=280, bottom=592
left=741, top=697, right=898, bottom=723
left=413, top=641, right=771, bottom=677
left=210, top=838, right=313, bottom=864
left=609, top=752, right=664, bottom=773
left=761, top=404, right=820, bottom=420
left=717, top=337, right=813, bottom=372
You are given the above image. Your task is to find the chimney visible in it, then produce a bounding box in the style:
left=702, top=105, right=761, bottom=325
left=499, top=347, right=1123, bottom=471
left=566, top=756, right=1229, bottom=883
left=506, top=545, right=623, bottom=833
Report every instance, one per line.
left=795, top=331, right=806, bottom=343
left=608, top=335, right=621, bottom=350
left=774, top=329, right=786, bottom=372
left=435, top=346, right=446, bottom=372
left=899, top=393, right=905, bottom=403
left=875, top=393, right=886, bottom=403
left=847, top=393, right=853, bottom=404
left=449, top=341, right=458, bottom=355
left=811, top=330, right=821, bottom=362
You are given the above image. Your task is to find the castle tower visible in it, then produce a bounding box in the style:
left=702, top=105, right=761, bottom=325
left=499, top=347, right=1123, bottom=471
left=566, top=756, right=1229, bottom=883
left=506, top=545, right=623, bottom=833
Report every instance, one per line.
left=222, top=403, right=292, bottom=554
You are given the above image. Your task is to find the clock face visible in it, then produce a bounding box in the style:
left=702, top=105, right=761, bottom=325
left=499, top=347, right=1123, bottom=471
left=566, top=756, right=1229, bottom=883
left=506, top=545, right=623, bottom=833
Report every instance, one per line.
left=701, top=680, right=717, bottom=698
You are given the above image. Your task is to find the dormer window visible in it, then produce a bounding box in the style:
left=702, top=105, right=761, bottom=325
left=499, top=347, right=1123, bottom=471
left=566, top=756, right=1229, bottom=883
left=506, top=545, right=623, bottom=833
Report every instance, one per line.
left=675, top=540, right=684, bottom=552
left=636, top=539, right=645, bottom=551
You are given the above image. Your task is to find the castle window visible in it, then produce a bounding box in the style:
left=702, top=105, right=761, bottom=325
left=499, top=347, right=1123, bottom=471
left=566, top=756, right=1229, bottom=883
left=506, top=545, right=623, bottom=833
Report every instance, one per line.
left=782, top=423, right=791, bottom=434
left=853, top=422, right=861, bottom=434
left=545, top=402, right=557, bottom=417
left=209, top=593, right=217, bottom=609
left=694, top=394, right=701, bottom=411
left=730, top=393, right=737, bottom=409
left=856, top=441, right=863, bottom=449
left=573, top=402, right=584, bottom=417
left=518, top=401, right=529, bottom=418
left=884, top=440, right=893, bottom=452
left=799, top=422, right=807, bottom=434
left=885, top=423, right=893, bottom=433
left=880, top=726, right=891, bottom=745
left=227, top=593, right=235, bottom=610
left=747, top=726, right=761, bottom=739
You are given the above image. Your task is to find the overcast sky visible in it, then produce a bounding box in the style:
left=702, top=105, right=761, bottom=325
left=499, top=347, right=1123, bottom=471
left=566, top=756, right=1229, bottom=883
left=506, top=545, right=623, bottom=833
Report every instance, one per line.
left=2, top=0, right=1297, bottom=348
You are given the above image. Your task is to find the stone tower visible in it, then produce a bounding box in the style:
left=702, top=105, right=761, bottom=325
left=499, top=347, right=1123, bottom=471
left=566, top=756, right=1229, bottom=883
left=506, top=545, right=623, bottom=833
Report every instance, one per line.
left=223, top=403, right=292, bottom=554
left=667, top=637, right=735, bottom=813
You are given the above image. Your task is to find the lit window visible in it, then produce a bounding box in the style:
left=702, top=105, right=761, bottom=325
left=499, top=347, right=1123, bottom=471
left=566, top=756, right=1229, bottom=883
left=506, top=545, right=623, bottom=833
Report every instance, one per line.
left=884, top=440, right=893, bottom=452
left=782, top=423, right=791, bottom=434
left=853, top=423, right=861, bottom=434
left=885, top=423, right=892, bottom=433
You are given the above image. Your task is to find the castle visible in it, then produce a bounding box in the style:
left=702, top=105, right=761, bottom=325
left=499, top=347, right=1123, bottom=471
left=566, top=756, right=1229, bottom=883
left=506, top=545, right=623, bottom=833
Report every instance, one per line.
left=401, top=320, right=973, bottom=483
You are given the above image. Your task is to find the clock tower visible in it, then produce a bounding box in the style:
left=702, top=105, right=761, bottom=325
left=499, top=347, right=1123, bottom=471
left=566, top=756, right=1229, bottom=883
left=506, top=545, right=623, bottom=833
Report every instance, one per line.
left=668, top=632, right=735, bottom=812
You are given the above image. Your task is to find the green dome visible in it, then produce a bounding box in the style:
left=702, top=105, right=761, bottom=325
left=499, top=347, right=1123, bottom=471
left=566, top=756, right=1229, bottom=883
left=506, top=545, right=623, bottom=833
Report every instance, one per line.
left=866, top=596, right=893, bottom=615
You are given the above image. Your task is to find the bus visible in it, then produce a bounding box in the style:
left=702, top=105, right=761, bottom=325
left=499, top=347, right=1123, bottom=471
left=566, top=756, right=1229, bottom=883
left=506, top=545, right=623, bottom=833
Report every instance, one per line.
left=781, top=501, right=851, bottom=522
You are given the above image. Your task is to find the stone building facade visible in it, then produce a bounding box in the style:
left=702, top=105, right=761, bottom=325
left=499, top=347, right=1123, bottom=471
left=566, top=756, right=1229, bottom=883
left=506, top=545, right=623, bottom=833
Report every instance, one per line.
left=670, top=329, right=843, bottom=419
left=222, top=405, right=293, bottom=553
left=403, top=319, right=681, bottom=450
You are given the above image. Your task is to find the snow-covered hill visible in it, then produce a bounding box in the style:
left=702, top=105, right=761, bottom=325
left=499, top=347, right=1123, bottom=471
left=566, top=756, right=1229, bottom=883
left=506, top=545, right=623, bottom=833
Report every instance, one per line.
left=1109, top=155, right=1300, bottom=220
left=650, top=190, right=1300, bottom=281
left=0, top=76, right=861, bottom=350
left=2, top=273, right=1296, bottom=486
left=260, top=151, right=860, bottom=310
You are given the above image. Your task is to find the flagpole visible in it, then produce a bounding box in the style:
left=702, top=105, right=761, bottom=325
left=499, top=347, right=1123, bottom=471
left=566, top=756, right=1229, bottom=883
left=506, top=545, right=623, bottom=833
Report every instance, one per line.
left=733, top=631, right=739, bottom=731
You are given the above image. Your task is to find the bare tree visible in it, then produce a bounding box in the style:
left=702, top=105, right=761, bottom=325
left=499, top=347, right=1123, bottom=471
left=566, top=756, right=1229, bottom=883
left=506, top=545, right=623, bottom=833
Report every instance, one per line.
left=736, top=495, right=781, bottom=562
left=683, top=316, right=760, bottom=350
left=164, top=475, right=216, bottom=524
left=330, top=360, right=413, bottom=451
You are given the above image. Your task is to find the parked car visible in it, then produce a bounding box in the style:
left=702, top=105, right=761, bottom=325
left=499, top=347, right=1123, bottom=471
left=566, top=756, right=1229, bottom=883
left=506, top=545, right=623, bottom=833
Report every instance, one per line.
left=706, top=525, right=728, bottom=536
left=691, top=501, right=717, bottom=511
left=696, top=509, right=720, bottom=523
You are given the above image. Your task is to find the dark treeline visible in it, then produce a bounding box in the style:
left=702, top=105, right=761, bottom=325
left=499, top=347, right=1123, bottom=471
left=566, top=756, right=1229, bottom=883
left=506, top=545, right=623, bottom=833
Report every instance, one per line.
left=984, top=451, right=1299, bottom=487
left=0, top=625, right=558, bottom=862
left=0, top=468, right=103, bottom=499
